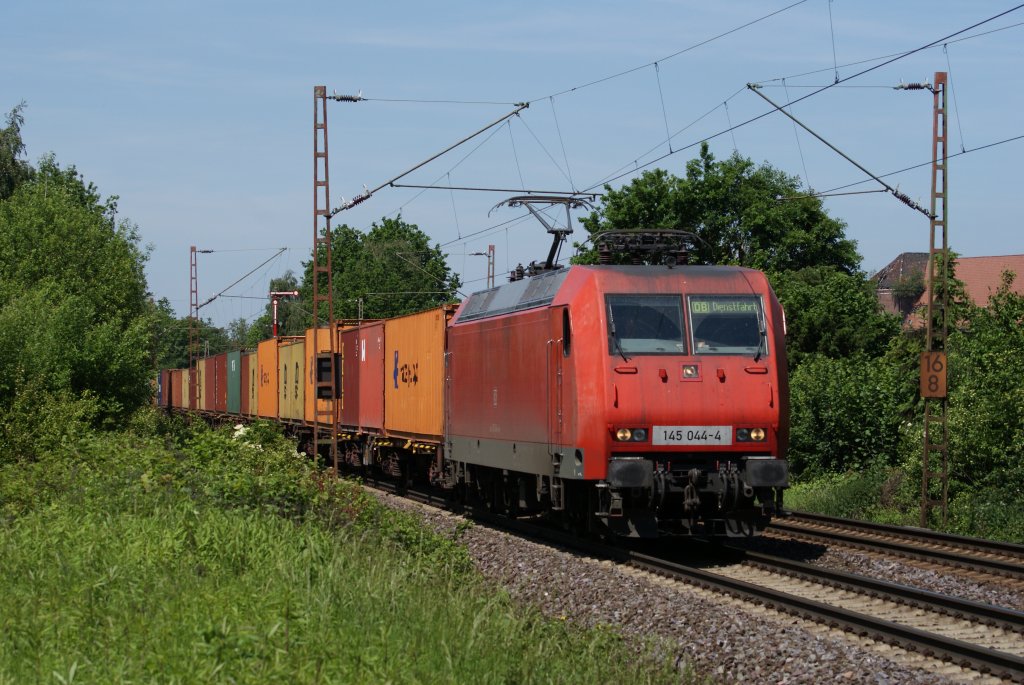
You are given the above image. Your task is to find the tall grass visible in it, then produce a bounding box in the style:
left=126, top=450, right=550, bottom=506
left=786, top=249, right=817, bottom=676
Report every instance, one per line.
left=0, top=414, right=680, bottom=684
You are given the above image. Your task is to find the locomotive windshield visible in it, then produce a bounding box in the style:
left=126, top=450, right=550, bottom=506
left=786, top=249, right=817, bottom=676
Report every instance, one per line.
left=688, top=295, right=766, bottom=356
left=606, top=294, right=686, bottom=356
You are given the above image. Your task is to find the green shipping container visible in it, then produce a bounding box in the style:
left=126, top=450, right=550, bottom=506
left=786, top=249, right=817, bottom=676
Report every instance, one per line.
left=227, top=350, right=242, bottom=414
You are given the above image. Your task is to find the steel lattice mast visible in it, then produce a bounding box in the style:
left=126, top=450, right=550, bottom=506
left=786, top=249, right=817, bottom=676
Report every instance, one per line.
left=312, top=86, right=339, bottom=474
left=920, top=72, right=950, bottom=527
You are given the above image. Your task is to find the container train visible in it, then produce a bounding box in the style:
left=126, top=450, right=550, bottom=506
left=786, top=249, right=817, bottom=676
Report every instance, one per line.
left=159, top=262, right=790, bottom=538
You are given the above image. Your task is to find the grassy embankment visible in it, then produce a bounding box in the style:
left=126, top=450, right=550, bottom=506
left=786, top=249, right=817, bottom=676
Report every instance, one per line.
left=785, top=466, right=1024, bottom=544
left=0, top=413, right=681, bottom=684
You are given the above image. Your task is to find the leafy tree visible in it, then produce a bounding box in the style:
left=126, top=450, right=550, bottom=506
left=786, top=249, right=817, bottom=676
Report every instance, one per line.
left=946, top=270, right=1024, bottom=490
left=771, top=267, right=900, bottom=367
left=787, top=351, right=911, bottom=476
left=0, top=103, right=34, bottom=201
left=264, top=217, right=462, bottom=329
left=576, top=143, right=860, bottom=274
left=0, top=154, right=153, bottom=437
left=226, top=317, right=252, bottom=348
left=150, top=297, right=231, bottom=369
left=246, top=271, right=305, bottom=341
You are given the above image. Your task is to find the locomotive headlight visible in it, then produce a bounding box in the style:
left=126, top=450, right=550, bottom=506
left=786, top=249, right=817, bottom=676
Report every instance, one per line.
left=736, top=427, right=767, bottom=442
left=682, top=364, right=699, bottom=379
left=613, top=427, right=648, bottom=442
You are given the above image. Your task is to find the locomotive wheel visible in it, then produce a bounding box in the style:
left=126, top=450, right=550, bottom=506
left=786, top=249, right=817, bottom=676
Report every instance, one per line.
left=501, top=477, right=520, bottom=518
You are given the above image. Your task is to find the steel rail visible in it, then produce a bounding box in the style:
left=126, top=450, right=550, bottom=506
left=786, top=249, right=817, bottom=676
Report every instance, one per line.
left=772, top=514, right=1024, bottom=581
left=738, top=548, right=1024, bottom=633
left=361, top=480, right=1024, bottom=680
left=784, top=510, right=1024, bottom=558
left=627, top=551, right=1024, bottom=683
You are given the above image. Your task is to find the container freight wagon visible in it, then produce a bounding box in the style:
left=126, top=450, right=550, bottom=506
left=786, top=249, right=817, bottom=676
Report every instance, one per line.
left=257, top=339, right=278, bottom=420
left=383, top=307, right=454, bottom=443
left=200, top=358, right=215, bottom=411
left=278, top=338, right=305, bottom=422
left=227, top=351, right=242, bottom=415
left=157, top=370, right=172, bottom=410
left=354, top=321, right=382, bottom=432
left=339, top=326, right=361, bottom=430
left=304, top=327, right=334, bottom=426
left=214, top=353, right=228, bottom=413
left=240, top=351, right=254, bottom=416
left=170, top=369, right=184, bottom=409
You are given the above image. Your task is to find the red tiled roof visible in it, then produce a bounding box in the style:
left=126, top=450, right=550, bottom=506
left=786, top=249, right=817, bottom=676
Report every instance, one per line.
left=874, top=253, right=1024, bottom=325
left=950, top=255, right=1024, bottom=305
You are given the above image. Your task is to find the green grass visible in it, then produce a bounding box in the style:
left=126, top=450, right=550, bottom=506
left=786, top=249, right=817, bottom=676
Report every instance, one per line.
left=0, top=414, right=681, bottom=684
left=786, top=465, right=1024, bottom=544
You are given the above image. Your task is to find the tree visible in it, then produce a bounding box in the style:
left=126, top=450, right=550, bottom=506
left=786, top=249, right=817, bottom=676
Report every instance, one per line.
left=278, top=216, right=461, bottom=325
left=0, top=153, right=153, bottom=429
left=150, top=297, right=231, bottom=369
left=946, top=270, right=1024, bottom=487
left=576, top=143, right=860, bottom=274
left=771, top=267, right=900, bottom=367
left=0, top=103, right=34, bottom=201
left=246, top=271, right=305, bottom=340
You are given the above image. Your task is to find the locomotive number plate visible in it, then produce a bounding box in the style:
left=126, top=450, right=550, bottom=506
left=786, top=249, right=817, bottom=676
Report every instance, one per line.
left=653, top=426, right=732, bottom=446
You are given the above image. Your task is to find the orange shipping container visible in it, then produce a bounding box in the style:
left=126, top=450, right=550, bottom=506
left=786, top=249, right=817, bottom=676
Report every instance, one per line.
left=383, top=306, right=454, bottom=441
left=171, top=369, right=184, bottom=409
left=279, top=339, right=305, bottom=421
left=304, top=327, right=335, bottom=425
left=257, top=339, right=279, bottom=419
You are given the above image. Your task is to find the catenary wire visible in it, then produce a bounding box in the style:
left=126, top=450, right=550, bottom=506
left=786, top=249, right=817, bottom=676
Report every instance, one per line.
left=530, top=0, right=811, bottom=103
left=580, top=4, right=1024, bottom=194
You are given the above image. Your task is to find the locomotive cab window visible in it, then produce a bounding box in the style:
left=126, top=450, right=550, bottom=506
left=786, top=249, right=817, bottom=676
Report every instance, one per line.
left=688, top=295, right=766, bottom=356
left=606, top=294, right=685, bottom=356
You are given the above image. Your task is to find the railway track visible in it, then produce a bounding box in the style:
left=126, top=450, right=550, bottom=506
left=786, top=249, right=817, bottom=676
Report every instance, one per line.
left=370, top=480, right=1024, bottom=681
left=771, top=510, right=1024, bottom=583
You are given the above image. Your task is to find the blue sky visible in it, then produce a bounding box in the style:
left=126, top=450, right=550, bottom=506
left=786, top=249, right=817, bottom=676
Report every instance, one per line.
left=4, top=1, right=1023, bottom=327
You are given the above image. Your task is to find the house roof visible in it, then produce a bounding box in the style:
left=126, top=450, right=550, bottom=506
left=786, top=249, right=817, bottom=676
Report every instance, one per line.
left=871, top=252, right=929, bottom=289
left=873, top=252, right=1024, bottom=307
left=949, top=254, right=1024, bottom=305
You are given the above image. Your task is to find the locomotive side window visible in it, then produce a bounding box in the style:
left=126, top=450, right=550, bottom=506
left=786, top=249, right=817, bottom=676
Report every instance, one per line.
left=688, top=295, right=766, bottom=356
left=606, top=295, right=685, bottom=356
left=562, top=309, right=571, bottom=357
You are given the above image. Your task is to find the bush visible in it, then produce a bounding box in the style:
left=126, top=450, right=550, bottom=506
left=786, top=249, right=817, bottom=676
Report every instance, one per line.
left=0, top=412, right=679, bottom=684
left=788, top=353, right=911, bottom=476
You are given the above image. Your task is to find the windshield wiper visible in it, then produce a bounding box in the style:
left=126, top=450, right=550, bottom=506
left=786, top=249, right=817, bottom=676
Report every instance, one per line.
left=608, top=306, right=630, bottom=362
left=753, top=323, right=767, bottom=362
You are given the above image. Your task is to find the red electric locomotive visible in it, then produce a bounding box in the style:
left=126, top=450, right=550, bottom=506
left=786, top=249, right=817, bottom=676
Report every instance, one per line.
left=445, top=258, right=788, bottom=538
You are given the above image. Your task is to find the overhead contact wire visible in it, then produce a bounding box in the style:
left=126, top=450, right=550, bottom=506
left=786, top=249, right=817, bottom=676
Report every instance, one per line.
left=944, top=44, right=968, bottom=153
left=530, top=0, right=810, bottom=103
left=828, top=0, right=840, bottom=83
left=582, top=4, right=1024, bottom=193
left=654, top=63, right=674, bottom=154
